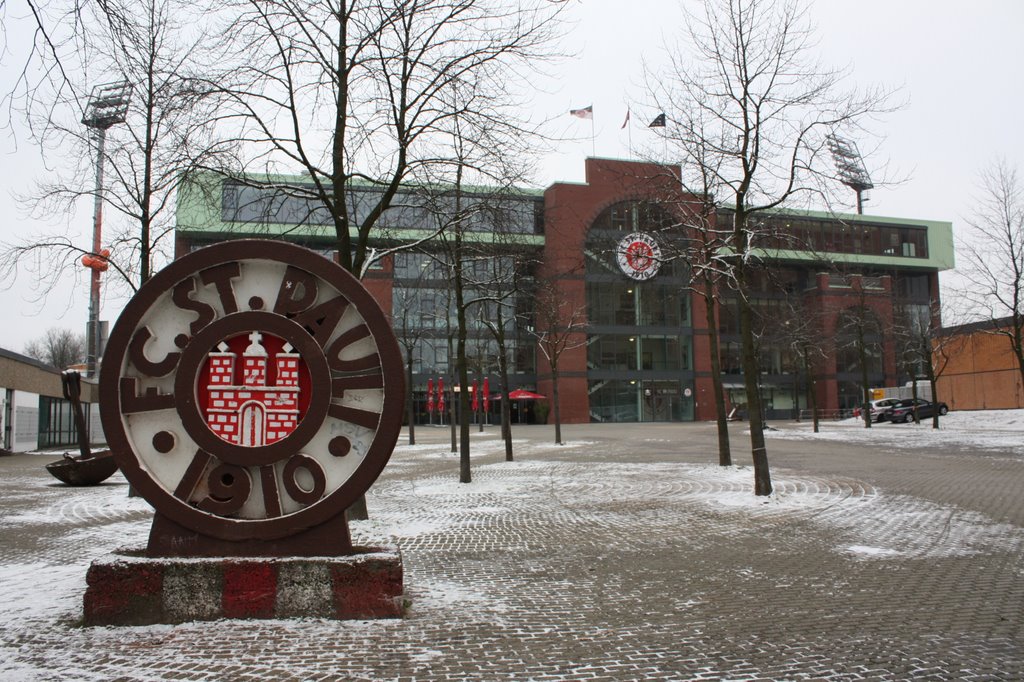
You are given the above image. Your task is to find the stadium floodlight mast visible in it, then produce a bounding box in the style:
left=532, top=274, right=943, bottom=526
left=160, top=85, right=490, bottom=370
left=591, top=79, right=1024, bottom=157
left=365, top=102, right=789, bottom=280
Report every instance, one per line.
left=81, top=81, right=131, bottom=377
left=826, top=134, right=874, bottom=215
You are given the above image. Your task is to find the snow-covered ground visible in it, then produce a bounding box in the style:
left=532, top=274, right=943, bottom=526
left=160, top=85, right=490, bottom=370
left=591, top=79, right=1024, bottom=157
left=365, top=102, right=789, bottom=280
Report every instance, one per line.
left=764, top=408, right=1024, bottom=455
left=1, top=412, right=1021, bottom=679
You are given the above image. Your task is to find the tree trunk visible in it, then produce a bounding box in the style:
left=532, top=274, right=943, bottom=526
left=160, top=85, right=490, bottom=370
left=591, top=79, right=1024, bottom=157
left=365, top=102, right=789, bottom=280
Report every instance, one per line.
left=1011, top=322, right=1024, bottom=401
left=477, top=367, right=484, bottom=433
left=703, top=281, right=731, bottom=466
left=497, top=346, right=513, bottom=461
left=857, top=322, right=872, bottom=428
left=803, top=351, right=819, bottom=433
left=449, top=382, right=456, bottom=453
left=738, top=291, right=772, bottom=495
left=454, top=284, right=471, bottom=481
left=926, top=352, right=941, bottom=429
left=406, top=349, right=416, bottom=445
left=552, top=366, right=563, bottom=445
left=911, top=375, right=921, bottom=425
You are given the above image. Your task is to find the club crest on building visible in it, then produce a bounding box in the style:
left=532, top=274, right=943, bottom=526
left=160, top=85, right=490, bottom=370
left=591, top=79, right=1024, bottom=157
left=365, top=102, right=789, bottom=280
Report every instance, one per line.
left=617, top=232, right=662, bottom=281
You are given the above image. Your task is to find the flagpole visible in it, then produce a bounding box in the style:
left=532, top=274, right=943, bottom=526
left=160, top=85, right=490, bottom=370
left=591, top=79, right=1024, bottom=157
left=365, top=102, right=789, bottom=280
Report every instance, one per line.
left=591, top=117, right=596, bottom=157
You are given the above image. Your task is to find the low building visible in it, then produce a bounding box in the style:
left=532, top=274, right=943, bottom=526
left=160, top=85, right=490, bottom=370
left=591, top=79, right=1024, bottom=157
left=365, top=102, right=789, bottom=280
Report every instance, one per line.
left=174, top=158, right=954, bottom=423
left=0, top=348, right=103, bottom=453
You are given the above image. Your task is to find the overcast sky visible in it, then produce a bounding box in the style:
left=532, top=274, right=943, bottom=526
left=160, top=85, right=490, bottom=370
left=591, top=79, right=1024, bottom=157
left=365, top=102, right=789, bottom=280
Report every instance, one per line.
left=1, top=0, right=1022, bottom=355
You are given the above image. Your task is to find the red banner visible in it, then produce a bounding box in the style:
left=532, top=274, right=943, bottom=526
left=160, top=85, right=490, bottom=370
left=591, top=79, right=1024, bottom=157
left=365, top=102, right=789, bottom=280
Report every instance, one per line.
left=438, top=378, right=445, bottom=413
left=483, top=377, right=490, bottom=412
left=426, top=378, right=434, bottom=413
left=472, top=380, right=479, bottom=412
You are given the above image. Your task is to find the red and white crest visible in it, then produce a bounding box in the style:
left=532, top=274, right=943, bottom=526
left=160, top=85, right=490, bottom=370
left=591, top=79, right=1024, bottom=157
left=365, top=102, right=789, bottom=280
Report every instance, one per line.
left=199, top=331, right=311, bottom=447
left=616, top=232, right=662, bottom=281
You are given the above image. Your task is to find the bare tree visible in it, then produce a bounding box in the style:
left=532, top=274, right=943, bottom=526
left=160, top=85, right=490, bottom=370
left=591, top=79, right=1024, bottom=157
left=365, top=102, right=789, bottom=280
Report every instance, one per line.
left=831, top=274, right=887, bottom=428
left=213, top=0, right=564, bottom=276
left=783, top=300, right=826, bottom=432
left=391, top=259, right=435, bottom=445
left=2, top=0, right=227, bottom=296
left=647, top=0, right=894, bottom=494
left=23, top=327, right=86, bottom=368
left=425, top=172, right=534, bottom=479
left=893, top=298, right=963, bottom=428
left=2, top=0, right=229, bottom=387
left=617, top=156, right=733, bottom=465
left=528, top=280, right=587, bottom=445
left=476, top=249, right=533, bottom=462
left=958, top=160, right=1024, bottom=391
left=668, top=159, right=734, bottom=466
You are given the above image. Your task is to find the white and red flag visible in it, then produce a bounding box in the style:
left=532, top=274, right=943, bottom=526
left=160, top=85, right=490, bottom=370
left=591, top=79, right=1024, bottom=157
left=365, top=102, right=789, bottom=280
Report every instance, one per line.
left=569, top=105, right=593, bottom=119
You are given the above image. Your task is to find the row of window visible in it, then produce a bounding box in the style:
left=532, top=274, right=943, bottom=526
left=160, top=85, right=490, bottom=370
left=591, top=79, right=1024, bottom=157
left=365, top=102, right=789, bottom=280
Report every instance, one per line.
left=222, top=183, right=543, bottom=234
left=218, top=187, right=932, bottom=262
left=404, top=337, right=536, bottom=376
left=585, top=281, right=690, bottom=328
left=393, top=252, right=521, bottom=281
left=753, top=215, right=930, bottom=259
left=587, top=334, right=691, bottom=372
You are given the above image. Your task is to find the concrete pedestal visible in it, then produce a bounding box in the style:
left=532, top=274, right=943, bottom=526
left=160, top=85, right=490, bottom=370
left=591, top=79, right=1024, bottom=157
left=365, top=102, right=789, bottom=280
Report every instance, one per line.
left=83, top=545, right=404, bottom=625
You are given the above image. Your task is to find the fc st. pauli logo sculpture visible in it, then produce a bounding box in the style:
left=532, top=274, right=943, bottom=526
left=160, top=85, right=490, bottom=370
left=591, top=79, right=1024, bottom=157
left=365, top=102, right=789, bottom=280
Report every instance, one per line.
left=100, top=240, right=404, bottom=557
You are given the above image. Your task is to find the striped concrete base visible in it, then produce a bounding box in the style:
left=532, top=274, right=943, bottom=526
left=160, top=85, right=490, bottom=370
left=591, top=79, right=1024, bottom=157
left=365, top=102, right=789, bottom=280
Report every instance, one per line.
left=83, top=546, right=404, bottom=625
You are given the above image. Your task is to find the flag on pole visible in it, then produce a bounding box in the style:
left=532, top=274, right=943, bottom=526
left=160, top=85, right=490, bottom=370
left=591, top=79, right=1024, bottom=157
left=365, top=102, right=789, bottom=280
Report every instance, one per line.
left=427, top=378, right=434, bottom=413
left=648, top=113, right=666, bottom=128
left=482, top=377, right=490, bottom=412
left=621, top=109, right=630, bottom=129
left=472, top=380, right=479, bottom=412
left=438, top=378, right=445, bottom=413
left=570, top=105, right=593, bottom=120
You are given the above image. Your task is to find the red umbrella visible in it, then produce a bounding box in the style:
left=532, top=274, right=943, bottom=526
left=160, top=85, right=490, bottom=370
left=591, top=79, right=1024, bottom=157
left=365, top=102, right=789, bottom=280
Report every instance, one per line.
left=507, top=389, right=546, bottom=400
left=472, top=380, right=479, bottom=412
left=426, top=378, right=434, bottom=413
left=438, top=378, right=446, bottom=412
left=482, top=377, right=490, bottom=412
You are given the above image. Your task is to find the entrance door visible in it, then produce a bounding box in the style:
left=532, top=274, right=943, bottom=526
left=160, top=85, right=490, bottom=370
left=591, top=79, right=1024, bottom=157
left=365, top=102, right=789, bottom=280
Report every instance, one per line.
left=3, top=389, right=12, bottom=451
left=641, top=381, right=681, bottom=422
left=239, top=403, right=265, bottom=447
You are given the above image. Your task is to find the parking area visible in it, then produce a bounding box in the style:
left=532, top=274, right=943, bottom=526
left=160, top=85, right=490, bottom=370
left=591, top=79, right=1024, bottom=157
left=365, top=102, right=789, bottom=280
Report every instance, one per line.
left=0, top=419, right=1022, bottom=680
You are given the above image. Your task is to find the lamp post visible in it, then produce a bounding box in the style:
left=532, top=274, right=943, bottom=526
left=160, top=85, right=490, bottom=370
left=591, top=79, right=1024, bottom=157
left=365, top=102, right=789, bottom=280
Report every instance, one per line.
left=81, top=81, right=131, bottom=377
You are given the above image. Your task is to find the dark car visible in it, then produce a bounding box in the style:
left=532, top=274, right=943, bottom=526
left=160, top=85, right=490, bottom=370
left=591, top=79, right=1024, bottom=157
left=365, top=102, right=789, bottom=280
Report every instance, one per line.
left=883, top=398, right=949, bottom=423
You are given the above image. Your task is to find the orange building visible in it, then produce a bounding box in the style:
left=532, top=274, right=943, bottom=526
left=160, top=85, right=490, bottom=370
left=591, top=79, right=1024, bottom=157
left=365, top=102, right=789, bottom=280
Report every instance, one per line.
left=934, top=317, right=1024, bottom=410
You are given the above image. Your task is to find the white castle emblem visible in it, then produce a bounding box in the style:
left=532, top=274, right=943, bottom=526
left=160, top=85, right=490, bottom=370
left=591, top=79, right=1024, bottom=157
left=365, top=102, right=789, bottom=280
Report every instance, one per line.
left=203, top=331, right=302, bottom=446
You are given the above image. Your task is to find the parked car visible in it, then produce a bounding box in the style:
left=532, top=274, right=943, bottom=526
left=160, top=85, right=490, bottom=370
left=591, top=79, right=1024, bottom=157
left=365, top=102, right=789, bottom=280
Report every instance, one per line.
left=853, top=398, right=902, bottom=422
left=883, top=398, right=949, bottom=423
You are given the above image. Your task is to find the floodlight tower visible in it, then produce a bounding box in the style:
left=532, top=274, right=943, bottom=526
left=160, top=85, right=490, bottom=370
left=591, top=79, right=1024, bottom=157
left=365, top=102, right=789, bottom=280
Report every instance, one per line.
left=82, top=81, right=131, bottom=377
left=826, top=134, right=874, bottom=215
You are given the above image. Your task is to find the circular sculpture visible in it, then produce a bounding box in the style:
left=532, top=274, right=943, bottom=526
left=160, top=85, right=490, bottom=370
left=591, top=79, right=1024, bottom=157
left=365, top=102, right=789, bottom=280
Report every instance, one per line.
left=100, top=240, right=404, bottom=542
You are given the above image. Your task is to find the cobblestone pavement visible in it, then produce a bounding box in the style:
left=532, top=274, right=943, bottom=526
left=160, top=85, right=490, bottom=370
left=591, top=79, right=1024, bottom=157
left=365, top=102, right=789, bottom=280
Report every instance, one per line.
left=0, top=421, right=1021, bottom=681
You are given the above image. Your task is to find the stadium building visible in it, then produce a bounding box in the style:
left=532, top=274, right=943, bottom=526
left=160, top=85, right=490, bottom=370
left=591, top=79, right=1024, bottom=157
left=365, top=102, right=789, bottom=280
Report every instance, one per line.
left=174, top=158, right=954, bottom=424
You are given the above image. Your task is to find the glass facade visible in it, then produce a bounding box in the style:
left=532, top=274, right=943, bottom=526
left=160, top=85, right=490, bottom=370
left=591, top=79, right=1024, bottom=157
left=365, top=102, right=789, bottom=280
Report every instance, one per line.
left=585, top=200, right=695, bottom=422
left=391, top=247, right=537, bottom=423
left=741, top=212, right=931, bottom=259
left=222, top=182, right=543, bottom=234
